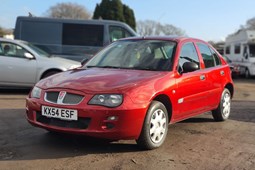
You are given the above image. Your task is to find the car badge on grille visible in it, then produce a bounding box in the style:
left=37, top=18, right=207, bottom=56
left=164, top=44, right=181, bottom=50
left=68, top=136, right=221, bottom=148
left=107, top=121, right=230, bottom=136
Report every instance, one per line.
left=58, top=91, right=66, bottom=100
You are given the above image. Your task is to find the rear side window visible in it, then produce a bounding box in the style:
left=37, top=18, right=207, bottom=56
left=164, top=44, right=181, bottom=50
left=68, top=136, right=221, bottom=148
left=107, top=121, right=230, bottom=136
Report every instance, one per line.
left=209, top=47, right=221, bottom=66
left=62, top=24, right=104, bottom=46
left=197, top=43, right=216, bottom=68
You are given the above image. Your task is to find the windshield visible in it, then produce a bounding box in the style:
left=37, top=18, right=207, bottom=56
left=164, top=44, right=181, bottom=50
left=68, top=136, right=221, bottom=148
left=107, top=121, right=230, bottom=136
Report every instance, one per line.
left=24, top=42, right=50, bottom=57
left=249, top=44, right=255, bottom=57
left=85, top=40, right=176, bottom=71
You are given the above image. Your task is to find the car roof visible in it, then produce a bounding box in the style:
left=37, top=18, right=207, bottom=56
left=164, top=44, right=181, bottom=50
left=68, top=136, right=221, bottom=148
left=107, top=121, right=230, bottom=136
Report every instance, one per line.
left=119, top=36, right=208, bottom=43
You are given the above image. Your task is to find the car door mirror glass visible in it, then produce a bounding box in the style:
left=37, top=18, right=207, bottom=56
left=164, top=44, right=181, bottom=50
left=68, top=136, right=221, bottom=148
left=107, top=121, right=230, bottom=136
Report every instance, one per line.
left=182, top=62, right=199, bottom=73
left=24, top=52, right=34, bottom=59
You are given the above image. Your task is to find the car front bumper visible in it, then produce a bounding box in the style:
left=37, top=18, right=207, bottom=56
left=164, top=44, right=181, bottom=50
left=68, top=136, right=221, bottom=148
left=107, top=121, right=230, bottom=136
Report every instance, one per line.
left=26, top=94, right=147, bottom=140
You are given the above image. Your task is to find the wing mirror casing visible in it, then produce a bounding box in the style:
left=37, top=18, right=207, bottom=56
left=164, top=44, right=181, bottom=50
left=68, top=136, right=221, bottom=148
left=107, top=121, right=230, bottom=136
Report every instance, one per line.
left=24, top=52, right=34, bottom=59
left=182, top=62, right=199, bottom=73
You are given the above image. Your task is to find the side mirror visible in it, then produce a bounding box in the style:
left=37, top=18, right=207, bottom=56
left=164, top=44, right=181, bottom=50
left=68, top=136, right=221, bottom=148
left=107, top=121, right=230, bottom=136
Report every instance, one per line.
left=81, top=58, right=89, bottom=65
left=24, top=52, right=34, bottom=59
left=182, top=62, right=199, bottom=73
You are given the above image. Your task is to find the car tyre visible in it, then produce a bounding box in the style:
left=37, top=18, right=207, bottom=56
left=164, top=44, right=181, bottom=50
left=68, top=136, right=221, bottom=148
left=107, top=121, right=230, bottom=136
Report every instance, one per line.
left=212, top=88, right=231, bottom=121
left=136, top=101, right=168, bottom=150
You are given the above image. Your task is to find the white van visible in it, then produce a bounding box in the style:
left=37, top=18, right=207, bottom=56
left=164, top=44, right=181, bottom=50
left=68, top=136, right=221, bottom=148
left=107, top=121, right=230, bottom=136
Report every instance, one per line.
left=224, top=29, right=255, bottom=78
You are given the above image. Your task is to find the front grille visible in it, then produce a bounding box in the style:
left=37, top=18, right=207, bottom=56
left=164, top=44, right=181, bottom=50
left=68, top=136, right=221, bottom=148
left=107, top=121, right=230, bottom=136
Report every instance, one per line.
left=36, top=112, right=91, bottom=129
left=45, top=92, right=84, bottom=105
left=63, top=93, right=83, bottom=104
left=46, top=92, right=59, bottom=102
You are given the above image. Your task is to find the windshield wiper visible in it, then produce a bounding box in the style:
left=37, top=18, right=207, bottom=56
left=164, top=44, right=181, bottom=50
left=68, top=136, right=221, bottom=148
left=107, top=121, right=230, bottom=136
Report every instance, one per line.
left=86, top=65, right=158, bottom=71
left=86, top=65, right=121, bottom=69
left=100, top=66, right=122, bottom=69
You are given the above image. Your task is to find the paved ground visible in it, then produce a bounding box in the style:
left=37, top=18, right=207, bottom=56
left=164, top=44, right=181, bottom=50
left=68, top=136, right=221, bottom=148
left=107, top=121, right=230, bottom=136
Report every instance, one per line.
left=0, top=78, right=254, bottom=170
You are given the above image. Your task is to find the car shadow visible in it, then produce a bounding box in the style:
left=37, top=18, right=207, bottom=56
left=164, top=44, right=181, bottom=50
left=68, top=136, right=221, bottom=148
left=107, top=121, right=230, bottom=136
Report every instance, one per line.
left=180, top=117, right=215, bottom=123
left=0, top=109, right=142, bottom=161
left=0, top=88, right=31, bottom=95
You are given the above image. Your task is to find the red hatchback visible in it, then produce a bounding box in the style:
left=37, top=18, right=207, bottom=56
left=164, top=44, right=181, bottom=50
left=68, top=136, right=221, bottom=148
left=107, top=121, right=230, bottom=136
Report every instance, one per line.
left=26, top=37, right=234, bottom=149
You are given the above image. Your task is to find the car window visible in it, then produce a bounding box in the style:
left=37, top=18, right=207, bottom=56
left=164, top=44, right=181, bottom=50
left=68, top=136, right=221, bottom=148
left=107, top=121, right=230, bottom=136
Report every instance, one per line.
left=62, top=23, right=104, bottom=46
left=178, top=42, right=200, bottom=72
left=225, top=46, right=230, bottom=55
left=0, top=42, right=28, bottom=58
left=209, top=47, right=221, bottom=65
left=109, top=26, right=132, bottom=42
left=86, top=40, right=176, bottom=71
left=197, top=43, right=216, bottom=68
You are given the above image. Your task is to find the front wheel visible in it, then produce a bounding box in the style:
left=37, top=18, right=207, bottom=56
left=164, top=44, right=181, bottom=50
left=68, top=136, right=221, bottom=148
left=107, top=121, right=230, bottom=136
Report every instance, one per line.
left=212, top=88, right=231, bottom=121
left=136, top=101, right=169, bottom=150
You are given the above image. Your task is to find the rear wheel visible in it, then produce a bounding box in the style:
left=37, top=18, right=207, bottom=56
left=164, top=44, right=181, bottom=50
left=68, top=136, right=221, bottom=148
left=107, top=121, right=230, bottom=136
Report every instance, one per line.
left=136, top=101, right=168, bottom=150
left=212, top=88, right=231, bottom=121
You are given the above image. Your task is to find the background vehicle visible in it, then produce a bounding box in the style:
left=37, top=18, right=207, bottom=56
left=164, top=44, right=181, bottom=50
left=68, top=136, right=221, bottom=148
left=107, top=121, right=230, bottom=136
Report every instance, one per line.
left=0, top=38, right=81, bottom=88
left=14, top=16, right=138, bottom=61
left=26, top=37, right=234, bottom=150
left=224, top=29, right=255, bottom=78
left=222, top=55, right=245, bottom=77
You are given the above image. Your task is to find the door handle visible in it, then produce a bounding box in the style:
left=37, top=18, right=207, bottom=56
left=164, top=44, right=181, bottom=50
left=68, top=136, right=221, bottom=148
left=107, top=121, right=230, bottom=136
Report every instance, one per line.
left=220, top=70, right=225, bottom=76
left=200, top=75, right=206, bottom=81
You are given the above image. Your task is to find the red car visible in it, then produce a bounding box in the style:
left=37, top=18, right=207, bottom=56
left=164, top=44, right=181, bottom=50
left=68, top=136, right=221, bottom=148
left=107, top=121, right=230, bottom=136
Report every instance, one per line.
left=26, top=37, right=234, bottom=149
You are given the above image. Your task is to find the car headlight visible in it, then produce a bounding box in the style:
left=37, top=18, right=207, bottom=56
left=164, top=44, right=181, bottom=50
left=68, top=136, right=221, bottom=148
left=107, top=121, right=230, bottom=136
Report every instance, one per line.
left=88, top=94, right=123, bottom=107
left=31, top=86, right=42, bottom=99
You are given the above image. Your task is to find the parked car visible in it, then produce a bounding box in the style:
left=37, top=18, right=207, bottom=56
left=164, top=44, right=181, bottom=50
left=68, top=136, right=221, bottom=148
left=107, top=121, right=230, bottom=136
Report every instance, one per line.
left=26, top=37, right=234, bottom=149
left=222, top=55, right=245, bottom=77
left=0, top=38, right=81, bottom=88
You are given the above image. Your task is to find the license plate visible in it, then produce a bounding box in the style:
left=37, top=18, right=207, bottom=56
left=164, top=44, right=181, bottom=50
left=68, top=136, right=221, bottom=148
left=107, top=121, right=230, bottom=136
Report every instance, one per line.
left=41, top=106, right=78, bottom=121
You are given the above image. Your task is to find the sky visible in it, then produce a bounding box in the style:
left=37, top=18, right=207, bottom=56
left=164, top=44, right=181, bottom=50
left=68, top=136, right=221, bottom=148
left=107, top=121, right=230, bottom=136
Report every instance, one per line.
left=1, top=0, right=255, bottom=41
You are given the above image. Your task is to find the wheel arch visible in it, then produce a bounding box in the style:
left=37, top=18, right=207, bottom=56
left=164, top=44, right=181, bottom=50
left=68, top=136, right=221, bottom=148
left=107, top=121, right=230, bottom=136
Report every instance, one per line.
left=225, top=83, right=234, bottom=98
left=40, top=68, right=62, bottom=80
left=152, top=94, right=172, bottom=123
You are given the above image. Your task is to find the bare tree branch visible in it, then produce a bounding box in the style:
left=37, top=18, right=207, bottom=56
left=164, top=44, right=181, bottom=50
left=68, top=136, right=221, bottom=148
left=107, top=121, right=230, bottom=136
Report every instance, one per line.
left=46, top=2, right=91, bottom=19
left=136, top=20, right=185, bottom=36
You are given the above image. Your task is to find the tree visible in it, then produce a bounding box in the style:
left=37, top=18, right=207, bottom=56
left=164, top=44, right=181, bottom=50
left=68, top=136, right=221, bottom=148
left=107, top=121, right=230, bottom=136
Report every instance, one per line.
left=0, top=26, right=4, bottom=37
left=93, top=0, right=136, bottom=30
left=0, top=26, right=10, bottom=37
left=246, top=17, right=255, bottom=29
left=136, top=20, right=185, bottom=36
left=123, top=4, right=136, bottom=31
left=46, top=2, right=91, bottom=19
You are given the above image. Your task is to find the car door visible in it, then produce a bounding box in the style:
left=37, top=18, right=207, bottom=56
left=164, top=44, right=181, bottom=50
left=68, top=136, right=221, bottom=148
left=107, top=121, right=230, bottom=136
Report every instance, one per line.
left=0, top=41, right=37, bottom=86
left=175, top=42, right=210, bottom=120
left=196, top=43, right=225, bottom=108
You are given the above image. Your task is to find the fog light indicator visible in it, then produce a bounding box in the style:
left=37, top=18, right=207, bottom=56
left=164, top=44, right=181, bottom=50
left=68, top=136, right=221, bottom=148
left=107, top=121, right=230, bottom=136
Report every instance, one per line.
left=107, top=116, right=118, bottom=121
